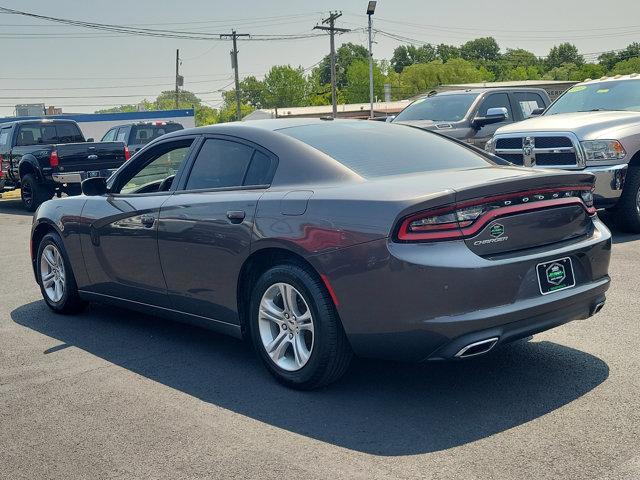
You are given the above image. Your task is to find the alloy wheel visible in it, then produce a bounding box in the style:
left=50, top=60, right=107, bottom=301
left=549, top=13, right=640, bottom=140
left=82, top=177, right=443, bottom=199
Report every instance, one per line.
left=258, top=282, right=314, bottom=371
left=40, top=244, right=66, bottom=303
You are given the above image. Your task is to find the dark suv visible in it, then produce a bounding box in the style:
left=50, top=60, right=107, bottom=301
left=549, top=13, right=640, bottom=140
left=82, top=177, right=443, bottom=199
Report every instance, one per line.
left=101, top=121, right=184, bottom=154
left=391, top=88, right=551, bottom=149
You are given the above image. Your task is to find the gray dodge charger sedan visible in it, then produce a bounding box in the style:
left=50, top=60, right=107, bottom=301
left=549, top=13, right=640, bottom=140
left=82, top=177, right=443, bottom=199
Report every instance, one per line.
left=30, top=119, right=611, bottom=389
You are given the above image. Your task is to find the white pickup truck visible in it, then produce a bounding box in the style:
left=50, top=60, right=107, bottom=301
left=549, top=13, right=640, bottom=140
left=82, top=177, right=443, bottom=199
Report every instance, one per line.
left=486, top=74, right=640, bottom=232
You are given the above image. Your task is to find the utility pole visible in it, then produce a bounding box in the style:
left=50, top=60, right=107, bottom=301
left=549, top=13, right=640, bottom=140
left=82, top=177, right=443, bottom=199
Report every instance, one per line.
left=366, top=2, right=377, bottom=119
left=220, top=30, right=250, bottom=121
left=175, top=49, right=180, bottom=109
left=314, top=12, right=350, bottom=118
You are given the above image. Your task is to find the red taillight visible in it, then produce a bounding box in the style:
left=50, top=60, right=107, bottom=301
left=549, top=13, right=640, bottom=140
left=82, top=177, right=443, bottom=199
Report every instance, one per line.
left=49, top=150, right=59, bottom=167
left=397, top=185, right=596, bottom=242
left=124, top=145, right=131, bottom=161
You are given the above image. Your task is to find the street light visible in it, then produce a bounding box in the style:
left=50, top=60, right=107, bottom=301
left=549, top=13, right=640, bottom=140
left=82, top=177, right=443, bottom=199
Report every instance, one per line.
left=366, top=1, right=377, bottom=119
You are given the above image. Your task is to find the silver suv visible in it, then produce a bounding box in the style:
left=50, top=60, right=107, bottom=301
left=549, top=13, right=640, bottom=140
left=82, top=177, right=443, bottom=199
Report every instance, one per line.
left=487, top=74, right=640, bottom=232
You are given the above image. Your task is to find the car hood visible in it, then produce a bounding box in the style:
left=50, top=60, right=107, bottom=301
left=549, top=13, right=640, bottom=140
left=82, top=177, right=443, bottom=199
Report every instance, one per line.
left=496, top=110, right=640, bottom=140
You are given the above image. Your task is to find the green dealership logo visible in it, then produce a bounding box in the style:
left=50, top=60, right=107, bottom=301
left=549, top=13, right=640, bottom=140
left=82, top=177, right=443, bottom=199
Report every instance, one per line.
left=546, top=263, right=566, bottom=285
left=490, top=224, right=505, bottom=237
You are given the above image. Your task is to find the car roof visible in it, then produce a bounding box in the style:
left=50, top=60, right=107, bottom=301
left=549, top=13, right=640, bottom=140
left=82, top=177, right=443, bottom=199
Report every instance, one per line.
left=0, top=118, right=79, bottom=126
left=419, top=87, right=548, bottom=98
left=168, top=118, right=352, bottom=137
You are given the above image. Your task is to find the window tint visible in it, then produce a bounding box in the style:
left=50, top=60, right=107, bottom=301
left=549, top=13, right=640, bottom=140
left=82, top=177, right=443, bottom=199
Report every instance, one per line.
left=545, top=79, right=640, bottom=115
left=130, top=124, right=183, bottom=145
left=16, top=123, right=83, bottom=146
left=0, top=128, right=11, bottom=147
left=477, top=93, right=512, bottom=120
left=185, top=139, right=254, bottom=190
left=279, top=121, right=491, bottom=178
left=116, top=127, right=128, bottom=143
left=102, top=128, right=117, bottom=142
left=513, top=92, right=546, bottom=118
left=120, top=142, right=192, bottom=194
left=244, top=150, right=273, bottom=185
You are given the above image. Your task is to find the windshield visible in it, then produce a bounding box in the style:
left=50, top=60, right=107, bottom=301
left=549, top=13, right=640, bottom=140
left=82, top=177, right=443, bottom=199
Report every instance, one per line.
left=130, top=123, right=183, bottom=145
left=278, top=121, right=490, bottom=178
left=393, top=93, right=478, bottom=122
left=546, top=80, right=640, bottom=115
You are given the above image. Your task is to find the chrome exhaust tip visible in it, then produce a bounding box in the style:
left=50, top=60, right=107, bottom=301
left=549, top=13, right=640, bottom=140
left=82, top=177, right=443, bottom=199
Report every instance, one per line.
left=591, top=301, right=605, bottom=316
left=455, top=337, right=499, bottom=358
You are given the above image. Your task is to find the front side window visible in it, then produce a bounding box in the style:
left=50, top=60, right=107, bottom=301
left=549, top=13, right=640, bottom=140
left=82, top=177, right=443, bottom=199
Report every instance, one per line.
left=102, top=128, right=117, bottom=142
left=0, top=128, right=11, bottom=147
left=119, top=141, right=192, bottom=194
left=394, top=93, right=478, bottom=122
left=185, top=139, right=255, bottom=190
left=477, top=93, right=513, bottom=120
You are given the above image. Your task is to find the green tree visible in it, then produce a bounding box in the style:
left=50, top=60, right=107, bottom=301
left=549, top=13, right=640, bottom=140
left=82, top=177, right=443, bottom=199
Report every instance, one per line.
left=459, top=37, right=501, bottom=62
left=543, top=63, right=580, bottom=81
left=317, top=42, right=369, bottom=88
left=573, top=63, right=606, bottom=80
left=502, top=48, right=539, bottom=69
left=343, top=59, right=385, bottom=103
left=599, top=42, right=640, bottom=71
left=239, top=75, right=266, bottom=108
left=436, top=44, right=460, bottom=62
left=546, top=43, right=584, bottom=69
left=305, top=68, right=332, bottom=106
left=397, top=59, right=492, bottom=97
left=217, top=90, right=254, bottom=122
left=505, top=65, right=541, bottom=81
left=390, top=44, right=437, bottom=73
left=261, top=65, right=307, bottom=108
left=610, top=57, right=640, bottom=75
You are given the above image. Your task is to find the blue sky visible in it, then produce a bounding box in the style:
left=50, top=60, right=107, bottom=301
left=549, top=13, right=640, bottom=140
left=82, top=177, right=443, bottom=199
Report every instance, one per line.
left=0, top=0, right=638, bottom=115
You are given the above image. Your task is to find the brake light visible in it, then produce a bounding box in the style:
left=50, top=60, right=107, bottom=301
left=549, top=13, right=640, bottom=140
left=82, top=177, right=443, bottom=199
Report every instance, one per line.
left=397, top=185, right=596, bottom=242
left=49, top=150, right=59, bottom=167
left=124, top=145, right=131, bottom=161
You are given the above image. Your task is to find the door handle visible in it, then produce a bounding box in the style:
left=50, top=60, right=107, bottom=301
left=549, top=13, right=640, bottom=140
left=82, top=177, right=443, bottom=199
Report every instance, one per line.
left=140, top=214, right=155, bottom=228
left=226, top=210, right=246, bottom=223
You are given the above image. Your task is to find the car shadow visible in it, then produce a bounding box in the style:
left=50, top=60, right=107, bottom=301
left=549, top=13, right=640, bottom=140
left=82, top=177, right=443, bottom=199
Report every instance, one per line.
left=0, top=198, right=32, bottom=217
left=598, top=212, right=640, bottom=245
left=12, top=300, right=609, bottom=456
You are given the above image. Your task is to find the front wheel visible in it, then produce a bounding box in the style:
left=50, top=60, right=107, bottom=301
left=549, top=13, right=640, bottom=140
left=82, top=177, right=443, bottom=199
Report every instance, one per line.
left=613, top=166, right=640, bottom=233
left=249, top=264, right=352, bottom=390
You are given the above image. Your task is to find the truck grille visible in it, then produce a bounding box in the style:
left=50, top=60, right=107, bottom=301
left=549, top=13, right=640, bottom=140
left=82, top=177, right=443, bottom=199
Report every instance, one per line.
left=494, top=134, right=580, bottom=168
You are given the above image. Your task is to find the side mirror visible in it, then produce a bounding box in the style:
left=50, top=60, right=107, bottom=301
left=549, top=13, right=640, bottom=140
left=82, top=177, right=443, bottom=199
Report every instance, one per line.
left=81, top=176, right=107, bottom=196
left=86, top=138, right=95, bottom=142
left=473, top=107, right=508, bottom=128
left=530, top=107, right=545, bottom=116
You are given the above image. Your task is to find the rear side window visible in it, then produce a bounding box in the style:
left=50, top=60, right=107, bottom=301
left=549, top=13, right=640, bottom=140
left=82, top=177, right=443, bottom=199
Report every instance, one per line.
left=56, top=123, right=84, bottom=143
left=0, top=128, right=10, bottom=147
left=513, top=92, right=546, bottom=118
left=116, top=127, right=128, bottom=142
left=186, top=139, right=254, bottom=190
left=244, top=150, right=273, bottom=186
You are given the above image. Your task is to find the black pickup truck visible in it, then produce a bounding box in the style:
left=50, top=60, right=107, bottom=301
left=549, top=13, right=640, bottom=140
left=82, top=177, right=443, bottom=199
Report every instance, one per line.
left=0, top=119, right=129, bottom=211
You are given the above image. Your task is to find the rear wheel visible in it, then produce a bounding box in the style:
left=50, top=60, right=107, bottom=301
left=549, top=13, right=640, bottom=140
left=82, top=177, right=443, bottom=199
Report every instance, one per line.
left=613, top=166, right=640, bottom=233
left=249, top=264, right=352, bottom=390
left=36, top=232, right=86, bottom=314
left=21, top=174, right=53, bottom=212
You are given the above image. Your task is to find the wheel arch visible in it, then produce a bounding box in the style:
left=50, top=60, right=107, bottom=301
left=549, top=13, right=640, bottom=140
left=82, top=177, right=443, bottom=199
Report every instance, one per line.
left=18, top=155, right=41, bottom=181
left=236, top=246, right=334, bottom=336
left=627, top=150, right=640, bottom=168
left=30, top=221, right=62, bottom=277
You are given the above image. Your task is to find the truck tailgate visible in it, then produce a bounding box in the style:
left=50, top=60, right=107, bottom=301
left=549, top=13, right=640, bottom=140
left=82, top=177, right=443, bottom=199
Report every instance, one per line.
left=55, top=141, right=127, bottom=172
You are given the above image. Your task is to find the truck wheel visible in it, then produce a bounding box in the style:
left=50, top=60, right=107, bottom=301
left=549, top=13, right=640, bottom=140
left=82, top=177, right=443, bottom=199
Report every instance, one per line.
left=613, top=167, right=640, bottom=234
left=21, top=174, right=53, bottom=212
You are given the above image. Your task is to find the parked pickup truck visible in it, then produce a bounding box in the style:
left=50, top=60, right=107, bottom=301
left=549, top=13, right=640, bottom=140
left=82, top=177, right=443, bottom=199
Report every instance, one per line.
left=486, top=74, right=640, bottom=232
left=391, top=87, right=551, bottom=149
left=0, top=119, right=129, bottom=211
left=101, top=120, right=183, bottom=154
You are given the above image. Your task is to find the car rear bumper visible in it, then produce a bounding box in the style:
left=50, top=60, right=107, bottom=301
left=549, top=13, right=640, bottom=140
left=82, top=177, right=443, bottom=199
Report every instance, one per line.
left=52, top=169, right=118, bottom=184
left=587, top=163, right=627, bottom=208
left=311, top=218, right=612, bottom=362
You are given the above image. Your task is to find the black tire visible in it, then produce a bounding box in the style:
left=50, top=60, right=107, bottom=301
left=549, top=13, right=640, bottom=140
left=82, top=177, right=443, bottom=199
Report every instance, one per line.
left=249, top=264, right=352, bottom=390
left=612, top=166, right=640, bottom=233
left=36, top=232, right=86, bottom=314
left=21, top=173, right=53, bottom=212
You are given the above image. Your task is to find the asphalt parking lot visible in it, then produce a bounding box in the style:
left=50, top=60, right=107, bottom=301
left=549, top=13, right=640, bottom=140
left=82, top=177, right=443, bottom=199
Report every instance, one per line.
left=0, top=197, right=639, bottom=480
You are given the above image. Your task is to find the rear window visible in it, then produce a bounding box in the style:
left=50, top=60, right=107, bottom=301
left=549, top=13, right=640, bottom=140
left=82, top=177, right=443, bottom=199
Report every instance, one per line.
left=16, top=123, right=84, bottom=146
left=130, top=123, right=183, bottom=145
left=278, top=121, right=490, bottom=178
